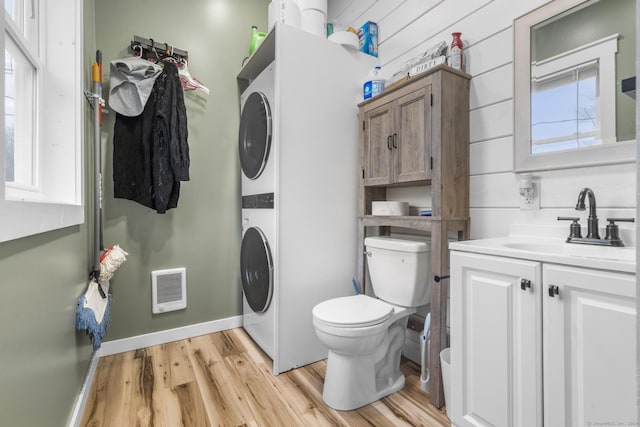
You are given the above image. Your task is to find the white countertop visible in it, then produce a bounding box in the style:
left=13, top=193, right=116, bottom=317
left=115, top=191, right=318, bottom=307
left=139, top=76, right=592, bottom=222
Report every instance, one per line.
left=450, top=236, right=636, bottom=274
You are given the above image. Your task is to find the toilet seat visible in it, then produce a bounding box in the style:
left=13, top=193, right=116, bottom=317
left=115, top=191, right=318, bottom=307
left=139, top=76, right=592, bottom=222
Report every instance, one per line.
left=313, top=295, right=393, bottom=328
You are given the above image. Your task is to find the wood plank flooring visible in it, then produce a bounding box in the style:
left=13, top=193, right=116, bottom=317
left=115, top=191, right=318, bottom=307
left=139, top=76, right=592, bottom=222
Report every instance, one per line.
left=81, top=328, right=451, bottom=426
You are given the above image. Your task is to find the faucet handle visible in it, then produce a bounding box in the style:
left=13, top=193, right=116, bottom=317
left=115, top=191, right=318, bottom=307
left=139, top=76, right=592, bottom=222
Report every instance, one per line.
left=557, top=216, right=582, bottom=238
left=604, top=218, right=634, bottom=246
left=606, top=217, right=635, bottom=223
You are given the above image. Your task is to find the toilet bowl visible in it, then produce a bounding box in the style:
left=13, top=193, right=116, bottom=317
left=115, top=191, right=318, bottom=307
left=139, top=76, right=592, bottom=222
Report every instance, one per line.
left=312, top=236, right=431, bottom=410
left=313, top=294, right=415, bottom=410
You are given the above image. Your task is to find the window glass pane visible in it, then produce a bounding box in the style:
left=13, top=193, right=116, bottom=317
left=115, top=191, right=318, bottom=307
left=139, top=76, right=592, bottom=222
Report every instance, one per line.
left=5, top=0, right=15, bottom=19
left=5, top=50, right=14, bottom=181
left=576, top=69, right=597, bottom=144
left=5, top=0, right=37, bottom=49
left=5, top=35, right=35, bottom=188
left=531, top=65, right=600, bottom=154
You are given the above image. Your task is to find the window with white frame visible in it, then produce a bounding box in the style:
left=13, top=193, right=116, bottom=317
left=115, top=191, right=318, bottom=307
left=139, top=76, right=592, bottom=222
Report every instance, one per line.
left=531, top=61, right=599, bottom=153
left=0, top=0, right=83, bottom=242
left=530, top=34, right=619, bottom=155
left=5, top=0, right=39, bottom=197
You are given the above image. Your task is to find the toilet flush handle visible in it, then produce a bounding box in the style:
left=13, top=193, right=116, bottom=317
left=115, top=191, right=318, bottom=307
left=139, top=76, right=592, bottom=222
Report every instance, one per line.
left=364, top=250, right=372, bottom=257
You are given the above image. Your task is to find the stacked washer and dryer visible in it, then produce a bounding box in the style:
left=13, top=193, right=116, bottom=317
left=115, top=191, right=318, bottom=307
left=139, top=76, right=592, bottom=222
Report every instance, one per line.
left=238, top=24, right=376, bottom=374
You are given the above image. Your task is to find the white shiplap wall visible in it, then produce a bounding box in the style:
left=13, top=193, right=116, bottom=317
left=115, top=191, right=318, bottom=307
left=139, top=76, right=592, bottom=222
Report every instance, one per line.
left=328, top=0, right=637, bottom=240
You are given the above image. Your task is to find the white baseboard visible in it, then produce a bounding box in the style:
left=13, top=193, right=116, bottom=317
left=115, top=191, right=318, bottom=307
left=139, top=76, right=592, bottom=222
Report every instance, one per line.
left=97, top=315, right=243, bottom=357
left=67, top=350, right=100, bottom=427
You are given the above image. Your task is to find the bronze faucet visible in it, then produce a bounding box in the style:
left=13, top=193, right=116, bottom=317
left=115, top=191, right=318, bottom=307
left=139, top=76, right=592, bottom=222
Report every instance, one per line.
left=575, top=187, right=600, bottom=239
left=558, top=187, right=635, bottom=246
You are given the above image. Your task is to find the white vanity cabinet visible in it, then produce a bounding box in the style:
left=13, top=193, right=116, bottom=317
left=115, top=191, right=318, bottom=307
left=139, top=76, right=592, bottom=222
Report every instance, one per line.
left=450, top=251, right=543, bottom=427
left=450, top=249, right=636, bottom=427
left=543, top=264, right=636, bottom=426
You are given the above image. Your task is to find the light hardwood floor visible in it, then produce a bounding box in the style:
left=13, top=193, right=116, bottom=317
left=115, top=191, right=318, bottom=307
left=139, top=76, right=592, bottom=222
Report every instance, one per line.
left=81, top=328, right=451, bottom=426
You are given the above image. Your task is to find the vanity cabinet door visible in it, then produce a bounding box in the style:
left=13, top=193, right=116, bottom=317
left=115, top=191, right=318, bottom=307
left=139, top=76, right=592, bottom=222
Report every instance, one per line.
left=450, top=251, right=543, bottom=427
left=543, top=265, right=636, bottom=427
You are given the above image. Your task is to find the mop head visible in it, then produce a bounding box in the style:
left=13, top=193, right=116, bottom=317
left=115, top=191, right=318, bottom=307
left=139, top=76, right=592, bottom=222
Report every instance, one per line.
left=98, top=244, right=128, bottom=282
left=76, top=279, right=112, bottom=350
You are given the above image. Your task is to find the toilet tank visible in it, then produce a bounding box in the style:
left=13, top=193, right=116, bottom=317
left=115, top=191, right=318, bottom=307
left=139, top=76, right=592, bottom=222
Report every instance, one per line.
left=364, top=236, right=431, bottom=307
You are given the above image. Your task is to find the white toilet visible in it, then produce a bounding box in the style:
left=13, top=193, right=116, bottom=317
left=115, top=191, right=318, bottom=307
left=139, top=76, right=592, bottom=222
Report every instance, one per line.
left=312, top=236, right=431, bottom=410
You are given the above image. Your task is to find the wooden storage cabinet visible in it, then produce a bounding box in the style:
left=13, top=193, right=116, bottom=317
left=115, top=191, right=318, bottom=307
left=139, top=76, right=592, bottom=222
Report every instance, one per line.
left=450, top=251, right=637, bottom=427
left=363, top=86, right=432, bottom=185
left=357, top=65, right=471, bottom=408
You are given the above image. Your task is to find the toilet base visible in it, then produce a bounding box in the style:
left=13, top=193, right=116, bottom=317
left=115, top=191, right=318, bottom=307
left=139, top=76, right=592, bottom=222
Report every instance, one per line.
left=321, top=320, right=408, bottom=411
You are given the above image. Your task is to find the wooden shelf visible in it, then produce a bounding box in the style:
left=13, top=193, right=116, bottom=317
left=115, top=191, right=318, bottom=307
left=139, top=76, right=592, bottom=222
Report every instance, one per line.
left=356, top=66, right=471, bottom=409
left=360, top=215, right=470, bottom=232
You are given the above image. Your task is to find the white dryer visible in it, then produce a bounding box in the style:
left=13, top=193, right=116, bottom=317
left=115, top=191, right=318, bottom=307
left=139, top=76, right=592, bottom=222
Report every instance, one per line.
left=239, top=62, right=275, bottom=196
left=238, top=24, right=377, bottom=375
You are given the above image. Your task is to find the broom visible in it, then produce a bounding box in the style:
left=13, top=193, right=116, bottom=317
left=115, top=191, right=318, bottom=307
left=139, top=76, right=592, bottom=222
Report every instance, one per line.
left=76, top=50, right=128, bottom=350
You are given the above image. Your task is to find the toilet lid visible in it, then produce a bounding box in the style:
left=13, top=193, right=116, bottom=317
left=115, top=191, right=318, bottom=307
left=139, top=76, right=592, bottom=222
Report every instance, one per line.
left=313, top=295, right=393, bottom=328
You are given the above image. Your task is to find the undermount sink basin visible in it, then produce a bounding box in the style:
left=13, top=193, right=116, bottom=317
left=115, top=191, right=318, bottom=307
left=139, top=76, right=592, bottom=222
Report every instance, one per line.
left=503, top=242, right=562, bottom=253
left=502, top=239, right=636, bottom=262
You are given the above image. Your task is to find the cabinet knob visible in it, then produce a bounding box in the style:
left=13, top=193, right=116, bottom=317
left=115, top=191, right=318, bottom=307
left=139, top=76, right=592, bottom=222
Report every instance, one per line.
left=392, top=133, right=398, bottom=149
left=548, top=284, right=559, bottom=297
left=387, top=136, right=393, bottom=150
left=520, top=278, right=531, bottom=291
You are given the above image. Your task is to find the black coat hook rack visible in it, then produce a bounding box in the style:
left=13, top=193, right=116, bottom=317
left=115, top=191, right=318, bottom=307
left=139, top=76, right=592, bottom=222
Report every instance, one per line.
left=130, top=35, right=188, bottom=61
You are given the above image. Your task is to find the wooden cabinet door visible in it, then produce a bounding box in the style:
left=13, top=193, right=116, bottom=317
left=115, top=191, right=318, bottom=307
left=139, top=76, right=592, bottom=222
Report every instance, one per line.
left=394, top=86, right=432, bottom=183
left=363, top=102, right=394, bottom=186
left=543, top=265, right=636, bottom=427
left=450, top=252, right=542, bottom=427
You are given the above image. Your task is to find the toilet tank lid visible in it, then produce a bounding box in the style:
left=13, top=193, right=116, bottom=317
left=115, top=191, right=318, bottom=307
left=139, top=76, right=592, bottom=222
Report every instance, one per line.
left=364, top=236, right=428, bottom=253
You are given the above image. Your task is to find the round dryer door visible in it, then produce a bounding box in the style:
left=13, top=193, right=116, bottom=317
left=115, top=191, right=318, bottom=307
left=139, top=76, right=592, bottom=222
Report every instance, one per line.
left=238, top=91, right=272, bottom=180
left=240, top=226, right=273, bottom=313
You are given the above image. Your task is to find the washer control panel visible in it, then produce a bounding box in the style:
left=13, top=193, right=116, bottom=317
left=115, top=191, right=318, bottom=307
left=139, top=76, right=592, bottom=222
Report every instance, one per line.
left=242, top=192, right=274, bottom=209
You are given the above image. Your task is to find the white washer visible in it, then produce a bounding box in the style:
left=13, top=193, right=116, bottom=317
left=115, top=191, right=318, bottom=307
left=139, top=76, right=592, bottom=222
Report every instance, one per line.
left=238, top=24, right=377, bottom=375
left=240, top=197, right=275, bottom=359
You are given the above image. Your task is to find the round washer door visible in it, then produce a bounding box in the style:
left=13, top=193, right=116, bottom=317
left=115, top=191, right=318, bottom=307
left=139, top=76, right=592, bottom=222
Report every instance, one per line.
left=238, top=91, right=272, bottom=180
left=240, top=226, right=273, bottom=313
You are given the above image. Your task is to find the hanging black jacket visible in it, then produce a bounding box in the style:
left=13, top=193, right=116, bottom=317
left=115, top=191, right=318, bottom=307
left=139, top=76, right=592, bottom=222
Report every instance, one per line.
left=113, top=61, right=189, bottom=213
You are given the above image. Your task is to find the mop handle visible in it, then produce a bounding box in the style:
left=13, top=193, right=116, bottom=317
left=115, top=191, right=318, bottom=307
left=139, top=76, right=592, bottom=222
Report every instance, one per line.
left=91, top=50, right=102, bottom=125
left=92, top=50, right=103, bottom=273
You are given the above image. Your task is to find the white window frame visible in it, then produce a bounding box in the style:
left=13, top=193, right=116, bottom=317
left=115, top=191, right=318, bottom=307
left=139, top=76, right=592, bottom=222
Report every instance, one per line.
left=530, top=34, right=618, bottom=149
left=513, top=0, right=635, bottom=173
left=0, top=0, right=84, bottom=242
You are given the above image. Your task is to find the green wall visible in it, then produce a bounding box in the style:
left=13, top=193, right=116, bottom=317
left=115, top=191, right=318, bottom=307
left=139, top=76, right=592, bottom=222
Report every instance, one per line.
left=0, top=2, right=96, bottom=426
left=0, top=1, right=267, bottom=425
left=95, top=0, right=268, bottom=340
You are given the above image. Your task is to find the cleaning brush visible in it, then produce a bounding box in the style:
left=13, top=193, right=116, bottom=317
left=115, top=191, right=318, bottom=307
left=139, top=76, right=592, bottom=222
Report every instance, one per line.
left=98, top=244, right=128, bottom=282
